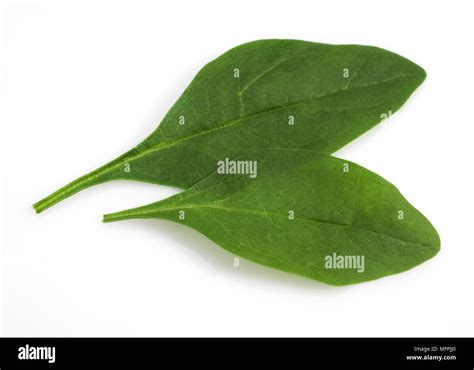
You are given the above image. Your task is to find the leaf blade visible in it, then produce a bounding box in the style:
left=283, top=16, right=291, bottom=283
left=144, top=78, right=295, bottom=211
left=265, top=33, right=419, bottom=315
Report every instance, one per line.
left=103, top=149, right=439, bottom=286
left=34, top=40, right=426, bottom=212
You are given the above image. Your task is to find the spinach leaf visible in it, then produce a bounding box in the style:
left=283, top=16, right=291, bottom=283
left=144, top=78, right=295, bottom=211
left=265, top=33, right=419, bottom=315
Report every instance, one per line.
left=103, top=149, right=439, bottom=286
left=34, top=40, right=425, bottom=213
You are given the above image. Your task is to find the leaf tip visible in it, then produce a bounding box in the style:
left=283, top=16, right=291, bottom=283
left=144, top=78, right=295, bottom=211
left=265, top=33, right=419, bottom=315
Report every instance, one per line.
left=418, top=64, right=427, bottom=83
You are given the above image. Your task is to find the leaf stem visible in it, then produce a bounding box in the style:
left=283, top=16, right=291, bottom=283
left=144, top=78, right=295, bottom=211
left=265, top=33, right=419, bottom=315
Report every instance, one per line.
left=102, top=207, right=147, bottom=223
left=33, top=153, right=130, bottom=213
left=103, top=199, right=168, bottom=222
left=102, top=211, right=130, bottom=223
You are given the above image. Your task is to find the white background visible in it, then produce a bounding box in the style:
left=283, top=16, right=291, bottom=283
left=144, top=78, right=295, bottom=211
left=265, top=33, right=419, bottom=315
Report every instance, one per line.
left=2, top=0, right=473, bottom=337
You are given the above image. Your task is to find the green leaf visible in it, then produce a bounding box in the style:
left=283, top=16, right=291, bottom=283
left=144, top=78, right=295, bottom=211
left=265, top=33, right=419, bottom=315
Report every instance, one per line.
left=103, top=149, right=439, bottom=286
left=33, top=39, right=426, bottom=213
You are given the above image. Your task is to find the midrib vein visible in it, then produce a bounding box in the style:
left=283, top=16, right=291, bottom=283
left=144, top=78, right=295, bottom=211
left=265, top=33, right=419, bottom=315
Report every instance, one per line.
left=108, top=72, right=418, bottom=174
left=144, top=202, right=433, bottom=249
